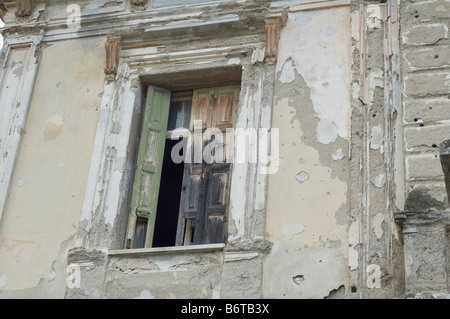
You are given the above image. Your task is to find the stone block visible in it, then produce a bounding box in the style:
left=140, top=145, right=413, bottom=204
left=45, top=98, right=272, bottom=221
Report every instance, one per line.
left=408, top=0, right=450, bottom=22
left=403, top=45, right=450, bottom=71
left=405, top=124, right=450, bottom=152
left=404, top=98, right=450, bottom=123
left=403, top=217, right=448, bottom=297
left=405, top=185, right=448, bottom=212
left=406, top=153, right=444, bottom=180
left=404, top=72, right=450, bottom=97
left=220, top=253, right=262, bottom=298
left=402, top=23, right=448, bottom=45
left=66, top=248, right=108, bottom=299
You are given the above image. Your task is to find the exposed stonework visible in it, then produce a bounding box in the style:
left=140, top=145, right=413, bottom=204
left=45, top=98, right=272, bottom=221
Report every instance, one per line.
left=129, top=0, right=147, bottom=11
left=401, top=0, right=450, bottom=208
left=397, top=0, right=450, bottom=298
left=130, top=0, right=147, bottom=4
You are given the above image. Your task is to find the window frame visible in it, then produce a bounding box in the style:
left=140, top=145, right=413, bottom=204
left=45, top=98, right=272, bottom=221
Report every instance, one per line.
left=76, top=56, right=275, bottom=253
left=125, top=84, right=240, bottom=249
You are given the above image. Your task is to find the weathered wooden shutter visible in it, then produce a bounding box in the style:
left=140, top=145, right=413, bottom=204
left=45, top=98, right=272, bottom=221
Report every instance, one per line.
left=203, top=163, right=231, bottom=243
left=175, top=160, right=232, bottom=245
left=175, top=162, right=205, bottom=246
left=125, top=86, right=171, bottom=249
left=175, top=86, right=239, bottom=246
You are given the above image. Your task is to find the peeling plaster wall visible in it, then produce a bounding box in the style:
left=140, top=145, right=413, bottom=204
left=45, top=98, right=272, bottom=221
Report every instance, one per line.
left=0, top=0, right=447, bottom=299
left=0, top=37, right=104, bottom=296
left=263, top=7, right=351, bottom=298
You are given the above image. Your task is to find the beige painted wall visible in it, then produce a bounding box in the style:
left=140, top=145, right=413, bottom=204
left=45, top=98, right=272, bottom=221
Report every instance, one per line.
left=263, top=7, right=352, bottom=298
left=0, top=37, right=105, bottom=295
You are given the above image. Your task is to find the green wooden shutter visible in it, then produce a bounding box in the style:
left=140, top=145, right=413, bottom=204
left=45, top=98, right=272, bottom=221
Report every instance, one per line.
left=125, top=86, right=171, bottom=249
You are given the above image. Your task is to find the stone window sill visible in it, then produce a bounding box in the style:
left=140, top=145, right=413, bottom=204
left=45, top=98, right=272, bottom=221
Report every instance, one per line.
left=108, top=243, right=225, bottom=257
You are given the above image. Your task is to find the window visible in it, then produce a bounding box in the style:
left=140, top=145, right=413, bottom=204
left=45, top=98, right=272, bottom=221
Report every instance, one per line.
left=125, top=85, right=240, bottom=249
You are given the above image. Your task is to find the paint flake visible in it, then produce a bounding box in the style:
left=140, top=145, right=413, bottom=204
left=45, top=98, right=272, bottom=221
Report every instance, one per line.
left=282, top=223, right=306, bottom=235
left=295, top=171, right=309, bottom=182
left=0, top=274, right=7, bottom=288
left=279, top=59, right=296, bottom=83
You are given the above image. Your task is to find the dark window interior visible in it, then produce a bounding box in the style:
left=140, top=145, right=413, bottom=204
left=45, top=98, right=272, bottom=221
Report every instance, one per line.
left=150, top=89, right=192, bottom=248
left=152, top=138, right=186, bottom=247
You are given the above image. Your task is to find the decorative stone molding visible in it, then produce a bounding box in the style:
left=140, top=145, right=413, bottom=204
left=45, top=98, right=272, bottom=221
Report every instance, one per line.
left=0, top=35, right=43, bottom=222
left=0, top=3, right=6, bottom=22
left=130, top=0, right=147, bottom=4
left=264, top=23, right=279, bottom=58
left=104, top=37, right=121, bottom=79
left=129, top=0, right=147, bottom=12
left=15, top=0, right=32, bottom=17
left=264, top=9, right=287, bottom=60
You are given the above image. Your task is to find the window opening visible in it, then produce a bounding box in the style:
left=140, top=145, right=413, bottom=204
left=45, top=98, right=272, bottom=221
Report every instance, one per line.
left=127, top=85, right=240, bottom=249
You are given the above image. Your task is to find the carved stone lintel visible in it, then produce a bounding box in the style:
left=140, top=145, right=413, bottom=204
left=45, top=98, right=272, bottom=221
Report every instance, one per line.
left=105, top=37, right=121, bottom=79
left=15, top=0, right=32, bottom=18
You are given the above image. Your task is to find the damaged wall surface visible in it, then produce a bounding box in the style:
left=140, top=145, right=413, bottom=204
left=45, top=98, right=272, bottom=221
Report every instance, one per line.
left=0, top=0, right=448, bottom=299
left=263, top=6, right=351, bottom=298
left=0, top=36, right=104, bottom=297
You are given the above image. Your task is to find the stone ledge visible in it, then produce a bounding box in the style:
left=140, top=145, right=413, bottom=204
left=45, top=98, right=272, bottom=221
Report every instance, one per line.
left=108, top=243, right=225, bottom=257
left=394, top=210, right=450, bottom=229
